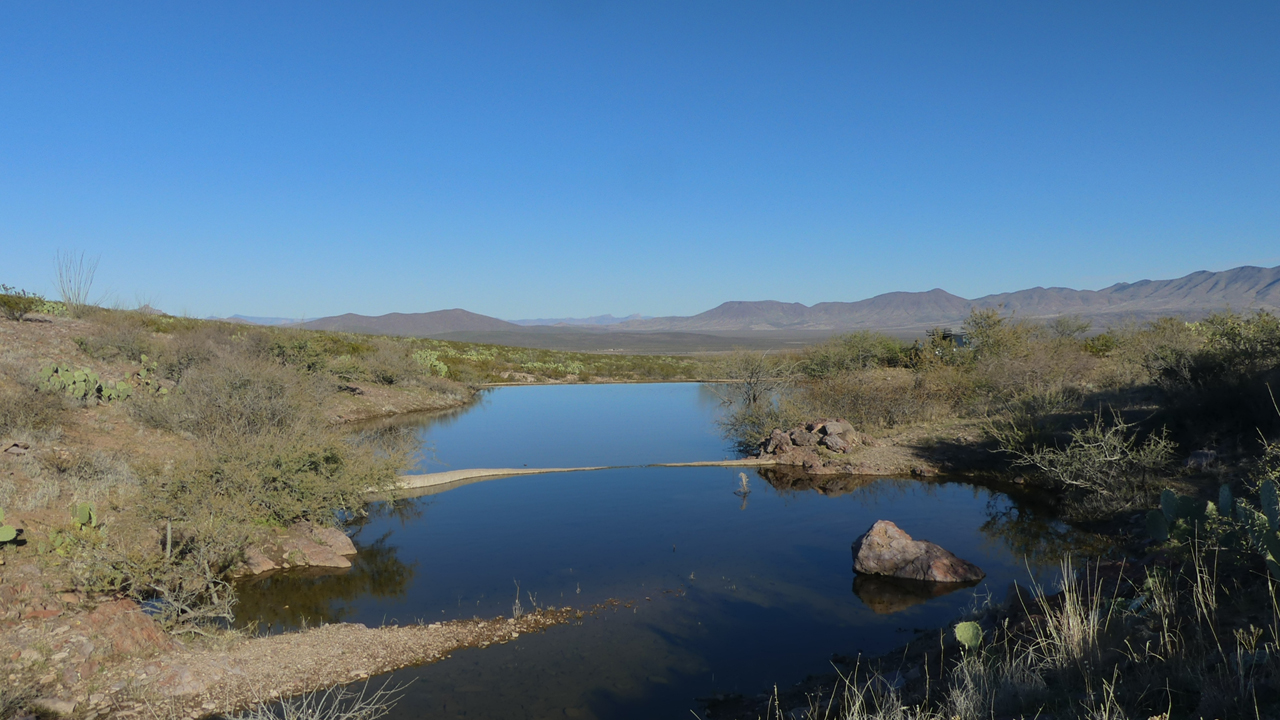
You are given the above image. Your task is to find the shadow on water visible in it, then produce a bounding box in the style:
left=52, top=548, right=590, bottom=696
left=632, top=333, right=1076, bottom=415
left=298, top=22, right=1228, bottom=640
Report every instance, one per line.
left=235, top=530, right=417, bottom=631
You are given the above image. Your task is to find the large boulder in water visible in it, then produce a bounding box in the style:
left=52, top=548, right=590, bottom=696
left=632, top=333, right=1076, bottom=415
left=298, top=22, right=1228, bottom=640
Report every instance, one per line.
left=852, top=520, right=985, bottom=583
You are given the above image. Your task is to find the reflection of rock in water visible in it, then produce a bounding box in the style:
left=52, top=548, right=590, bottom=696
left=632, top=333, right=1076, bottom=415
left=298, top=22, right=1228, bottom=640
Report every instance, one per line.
left=234, top=533, right=415, bottom=630
left=851, top=574, right=978, bottom=614
left=755, top=466, right=883, bottom=497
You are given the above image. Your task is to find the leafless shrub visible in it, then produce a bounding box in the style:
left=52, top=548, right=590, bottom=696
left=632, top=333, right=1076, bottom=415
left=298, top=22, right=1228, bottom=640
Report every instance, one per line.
left=997, top=411, right=1175, bottom=517
left=154, top=325, right=225, bottom=383
left=232, top=679, right=407, bottom=720
left=54, top=250, right=100, bottom=316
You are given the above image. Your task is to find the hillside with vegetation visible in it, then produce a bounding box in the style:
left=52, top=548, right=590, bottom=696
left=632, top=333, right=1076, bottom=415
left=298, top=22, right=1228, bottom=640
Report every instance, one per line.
left=0, top=288, right=713, bottom=716
left=717, top=308, right=1280, bottom=719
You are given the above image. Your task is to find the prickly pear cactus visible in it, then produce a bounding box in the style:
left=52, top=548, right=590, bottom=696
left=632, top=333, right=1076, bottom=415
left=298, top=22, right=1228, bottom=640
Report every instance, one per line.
left=71, top=502, right=97, bottom=529
left=954, top=621, right=983, bottom=651
left=0, top=508, right=17, bottom=544
left=39, top=364, right=146, bottom=403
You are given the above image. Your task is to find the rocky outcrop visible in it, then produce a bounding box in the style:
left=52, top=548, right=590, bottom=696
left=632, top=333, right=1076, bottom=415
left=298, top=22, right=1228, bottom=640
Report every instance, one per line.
left=232, top=524, right=359, bottom=578
left=851, top=520, right=985, bottom=583
left=755, top=419, right=884, bottom=474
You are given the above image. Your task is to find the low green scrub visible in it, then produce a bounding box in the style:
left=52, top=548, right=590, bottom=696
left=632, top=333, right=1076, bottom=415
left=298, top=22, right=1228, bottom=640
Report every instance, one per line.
left=0, top=285, right=42, bottom=322
left=38, top=364, right=137, bottom=402
left=798, top=331, right=908, bottom=378
left=997, top=412, right=1176, bottom=519
left=405, top=337, right=704, bottom=383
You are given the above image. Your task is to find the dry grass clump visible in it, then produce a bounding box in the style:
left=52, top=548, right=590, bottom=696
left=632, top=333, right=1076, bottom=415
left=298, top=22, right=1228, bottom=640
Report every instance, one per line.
left=770, top=555, right=1280, bottom=720
left=0, top=368, right=64, bottom=441
left=232, top=680, right=407, bottom=720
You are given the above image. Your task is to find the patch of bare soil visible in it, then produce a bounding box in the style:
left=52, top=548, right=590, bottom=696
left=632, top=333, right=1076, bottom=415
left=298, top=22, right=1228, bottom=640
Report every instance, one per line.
left=327, top=381, right=473, bottom=424
left=1, top=587, right=589, bottom=718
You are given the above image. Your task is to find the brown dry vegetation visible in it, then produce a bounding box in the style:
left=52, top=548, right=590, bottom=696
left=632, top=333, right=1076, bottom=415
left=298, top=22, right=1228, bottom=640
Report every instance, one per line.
left=0, top=299, right=716, bottom=718
left=717, top=309, right=1280, bottom=720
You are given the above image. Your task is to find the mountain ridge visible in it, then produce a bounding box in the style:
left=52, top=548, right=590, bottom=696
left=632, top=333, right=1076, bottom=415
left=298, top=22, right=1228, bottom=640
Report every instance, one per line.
left=290, top=264, right=1280, bottom=338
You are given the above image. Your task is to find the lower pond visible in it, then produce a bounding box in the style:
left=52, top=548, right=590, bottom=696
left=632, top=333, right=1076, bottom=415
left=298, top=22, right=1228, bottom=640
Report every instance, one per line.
left=237, top=383, right=1095, bottom=719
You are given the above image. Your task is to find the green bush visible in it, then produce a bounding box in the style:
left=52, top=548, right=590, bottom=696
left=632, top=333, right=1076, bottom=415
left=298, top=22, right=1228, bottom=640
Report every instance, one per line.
left=151, top=423, right=404, bottom=528
left=1083, top=332, right=1118, bottom=357
left=1000, top=411, right=1176, bottom=518
left=799, top=331, right=907, bottom=378
left=132, top=356, right=309, bottom=439
left=962, top=308, right=1030, bottom=361
left=0, top=285, right=42, bottom=322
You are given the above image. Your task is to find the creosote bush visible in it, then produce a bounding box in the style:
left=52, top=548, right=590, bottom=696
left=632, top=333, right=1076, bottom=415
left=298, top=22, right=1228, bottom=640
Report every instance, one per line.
left=133, top=355, right=405, bottom=527
left=0, top=285, right=43, bottom=322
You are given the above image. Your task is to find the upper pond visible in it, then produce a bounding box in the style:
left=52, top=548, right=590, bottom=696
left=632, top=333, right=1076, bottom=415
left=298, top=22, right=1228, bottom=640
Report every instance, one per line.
left=238, top=383, right=1093, bottom=719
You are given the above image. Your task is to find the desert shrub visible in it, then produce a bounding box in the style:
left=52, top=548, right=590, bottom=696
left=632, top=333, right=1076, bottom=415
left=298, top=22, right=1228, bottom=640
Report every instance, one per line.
left=1083, top=332, right=1118, bottom=357
left=1135, top=312, right=1280, bottom=443
left=154, top=325, right=229, bottom=383
left=134, top=353, right=406, bottom=527
left=152, top=424, right=404, bottom=528
left=74, top=310, right=154, bottom=362
left=963, top=308, right=1032, bottom=361
left=799, top=331, right=907, bottom=378
left=65, top=509, right=246, bottom=633
left=265, top=337, right=330, bottom=373
left=1045, top=315, right=1091, bottom=340
left=0, top=285, right=42, bottom=322
left=360, top=342, right=423, bottom=385
left=800, top=368, right=962, bottom=430
left=0, top=367, right=64, bottom=438
left=1191, top=310, right=1280, bottom=384
left=132, top=356, right=312, bottom=440
left=999, top=411, right=1176, bottom=517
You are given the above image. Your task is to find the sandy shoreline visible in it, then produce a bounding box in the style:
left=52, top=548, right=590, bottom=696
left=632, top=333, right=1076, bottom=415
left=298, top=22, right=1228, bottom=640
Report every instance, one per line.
left=390, top=458, right=777, bottom=497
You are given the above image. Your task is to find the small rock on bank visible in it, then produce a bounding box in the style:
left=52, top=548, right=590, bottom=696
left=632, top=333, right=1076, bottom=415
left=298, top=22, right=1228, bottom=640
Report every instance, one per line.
left=851, top=520, right=985, bottom=583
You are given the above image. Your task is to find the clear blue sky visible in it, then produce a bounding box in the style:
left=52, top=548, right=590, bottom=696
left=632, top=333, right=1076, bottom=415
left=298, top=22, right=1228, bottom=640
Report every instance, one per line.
left=2, top=2, right=1277, bottom=320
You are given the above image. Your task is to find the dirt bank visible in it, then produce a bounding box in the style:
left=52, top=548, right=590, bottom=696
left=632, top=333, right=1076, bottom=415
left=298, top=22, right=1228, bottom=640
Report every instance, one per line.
left=2, top=593, right=592, bottom=718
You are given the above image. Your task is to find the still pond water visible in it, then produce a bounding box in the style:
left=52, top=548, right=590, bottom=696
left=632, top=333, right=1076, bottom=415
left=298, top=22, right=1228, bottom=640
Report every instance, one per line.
left=238, top=384, right=1087, bottom=719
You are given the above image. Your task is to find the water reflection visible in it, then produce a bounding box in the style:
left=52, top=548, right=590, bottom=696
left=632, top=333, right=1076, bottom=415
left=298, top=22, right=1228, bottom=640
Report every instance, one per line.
left=979, top=498, right=1119, bottom=566
left=852, top=575, right=978, bottom=614
left=235, top=531, right=416, bottom=631
left=233, top=384, right=1115, bottom=719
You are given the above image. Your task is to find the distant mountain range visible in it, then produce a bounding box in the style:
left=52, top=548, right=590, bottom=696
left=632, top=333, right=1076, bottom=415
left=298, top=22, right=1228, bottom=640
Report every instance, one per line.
left=249, top=264, right=1280, bottom=340
left=297, top=309, right=518, bottom=335
left=214, top=314, right=306, bottom=326
left=510, top=313, right=651, bottom=326
left=618, top=264, right=1280, bottom=333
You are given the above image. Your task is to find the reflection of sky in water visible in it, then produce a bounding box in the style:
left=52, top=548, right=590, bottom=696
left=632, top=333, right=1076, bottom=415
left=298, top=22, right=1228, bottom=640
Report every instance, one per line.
left=240, top=467, right=1087, bottom=719
left=390, top=382, right=736, bottom=471
left=241, top=385, right=1101, bottom=719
